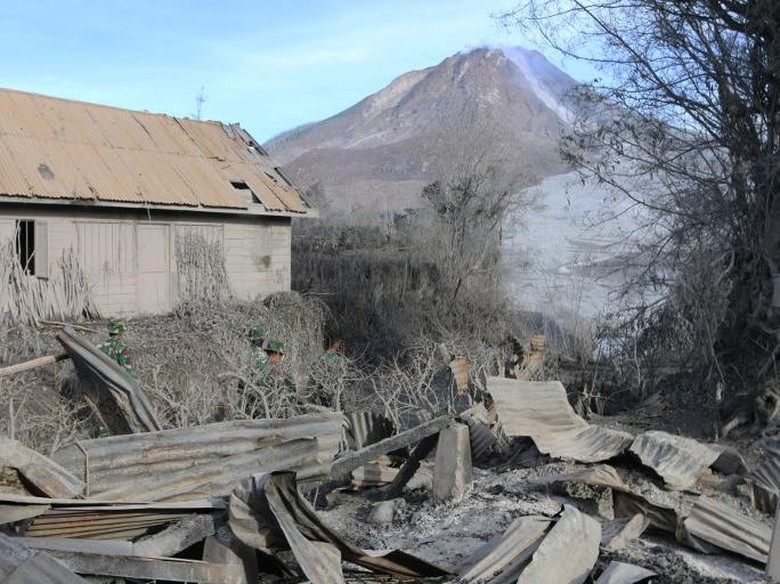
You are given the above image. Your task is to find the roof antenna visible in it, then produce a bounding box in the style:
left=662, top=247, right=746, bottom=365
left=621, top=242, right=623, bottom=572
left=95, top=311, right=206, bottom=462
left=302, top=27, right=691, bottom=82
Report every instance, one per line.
left=194, top=86, right=206, bottom=120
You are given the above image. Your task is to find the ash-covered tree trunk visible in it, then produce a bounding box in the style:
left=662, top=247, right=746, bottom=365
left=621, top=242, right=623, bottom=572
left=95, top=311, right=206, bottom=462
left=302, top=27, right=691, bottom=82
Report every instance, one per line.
left=501, top=1, right=780, bottom=387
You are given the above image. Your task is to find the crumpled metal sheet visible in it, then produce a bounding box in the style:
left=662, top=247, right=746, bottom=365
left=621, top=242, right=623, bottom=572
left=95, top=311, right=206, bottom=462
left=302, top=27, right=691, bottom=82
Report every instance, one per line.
left=229, top=472, right=450, bottom=584
left=530, top=464, right=631, bottom=493
left=614, top=488, right=771, bottom=564
left=0, top=437, right=84, bottom=498
left=52, top=413, right=344, bottom=502
left=344, top=412, right=396, bottom=451
left=57, top=326, right=160, bottom=435
left=601, top=514, right=650, bottom=553
left=459, top=403, right=499, bottom=462
left=595, top=561, right=656, bottom=584
left=0, top=532, right=89, bottom=583
left=458, top=515, right=554, bottom=583
left=516, top=505, right=601, bottom=584
left=680, top=496, right=771, bottom=563
left=487, top=377, right=633, bottom=463
left=748, top=441, right=780, bottom=513
left=629, top=431, right=746, bottom=491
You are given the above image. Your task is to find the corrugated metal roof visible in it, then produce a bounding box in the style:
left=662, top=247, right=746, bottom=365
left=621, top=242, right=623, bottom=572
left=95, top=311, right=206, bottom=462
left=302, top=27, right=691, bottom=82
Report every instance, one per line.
left=0, top=88, right=310, bottom=214
left=487, top=377, right=634, bottom=463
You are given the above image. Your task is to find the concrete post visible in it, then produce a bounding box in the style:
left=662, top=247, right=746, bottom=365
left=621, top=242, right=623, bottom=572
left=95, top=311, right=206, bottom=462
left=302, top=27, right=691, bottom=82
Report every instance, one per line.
left=432, top=422, right=472, bottom=502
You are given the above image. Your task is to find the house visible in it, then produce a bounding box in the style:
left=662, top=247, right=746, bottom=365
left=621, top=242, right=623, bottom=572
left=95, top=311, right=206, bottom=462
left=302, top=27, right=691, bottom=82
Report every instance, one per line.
left=0, top=88, right=314, bottom=319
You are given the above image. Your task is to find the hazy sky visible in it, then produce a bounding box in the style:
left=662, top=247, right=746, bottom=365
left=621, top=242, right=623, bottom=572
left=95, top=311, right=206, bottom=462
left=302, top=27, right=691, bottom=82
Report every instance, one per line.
left=2, top=1, right=593, bottom=142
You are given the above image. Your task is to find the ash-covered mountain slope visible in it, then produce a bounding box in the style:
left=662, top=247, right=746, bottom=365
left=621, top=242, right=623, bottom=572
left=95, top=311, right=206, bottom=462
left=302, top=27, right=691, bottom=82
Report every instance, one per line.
left=266, top=47, right=579, bottom=214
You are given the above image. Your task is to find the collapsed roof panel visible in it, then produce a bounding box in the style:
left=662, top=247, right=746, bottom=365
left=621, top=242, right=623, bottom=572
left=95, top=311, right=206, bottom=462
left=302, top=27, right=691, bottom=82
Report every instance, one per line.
left=487, top=377, right=634, bottom=463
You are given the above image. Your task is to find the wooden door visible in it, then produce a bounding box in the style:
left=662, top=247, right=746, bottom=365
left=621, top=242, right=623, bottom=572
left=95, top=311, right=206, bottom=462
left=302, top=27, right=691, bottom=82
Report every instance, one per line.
left=137, top=224, right=170, bottom=313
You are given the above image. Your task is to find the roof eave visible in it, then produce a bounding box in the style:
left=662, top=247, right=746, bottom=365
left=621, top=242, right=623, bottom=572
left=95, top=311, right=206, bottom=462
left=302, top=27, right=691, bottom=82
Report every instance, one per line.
left=0, top=196, right=319, bottom=219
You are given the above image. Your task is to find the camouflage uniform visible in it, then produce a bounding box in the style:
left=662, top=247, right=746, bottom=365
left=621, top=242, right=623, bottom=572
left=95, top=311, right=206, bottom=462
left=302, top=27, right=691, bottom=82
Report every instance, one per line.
left=101, top=320, right=135, bottom=377
left=248, top=326, right=271, bottom=377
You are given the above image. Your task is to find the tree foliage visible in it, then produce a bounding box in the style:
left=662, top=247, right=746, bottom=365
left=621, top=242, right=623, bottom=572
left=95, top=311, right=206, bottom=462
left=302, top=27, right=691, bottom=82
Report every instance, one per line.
left=501, top=1, right=780, bottom=389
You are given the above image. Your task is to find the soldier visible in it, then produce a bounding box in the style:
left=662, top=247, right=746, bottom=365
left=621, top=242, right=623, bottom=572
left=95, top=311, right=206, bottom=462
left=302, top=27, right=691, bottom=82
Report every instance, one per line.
left=264, top=339, right=286, bottom=372
left=101, top=320, right=134, bottom=377
left=248, top=326, right=269, bottom=373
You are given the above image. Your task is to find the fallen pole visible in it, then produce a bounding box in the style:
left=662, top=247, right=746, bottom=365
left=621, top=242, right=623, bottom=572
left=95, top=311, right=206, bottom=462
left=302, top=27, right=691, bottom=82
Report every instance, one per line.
left=0, top=352, right=70, bottom=379
left=329, top=415, right=451, bottom=481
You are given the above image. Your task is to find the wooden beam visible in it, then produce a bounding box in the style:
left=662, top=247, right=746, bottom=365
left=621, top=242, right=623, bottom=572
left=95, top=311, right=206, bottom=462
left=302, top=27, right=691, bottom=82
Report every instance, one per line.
left=13, top=536, right=133, bottom=556
left=0, top=353, right=69, bottom=378
left=329, top=415, right=451, bottom=481
left=0, top=437, right=84, bottom=498
left=45, top=550, right=245, bottom=583
left=381, top=433, right=439, bottom=499
left=133, top=513, right=218, bottom=557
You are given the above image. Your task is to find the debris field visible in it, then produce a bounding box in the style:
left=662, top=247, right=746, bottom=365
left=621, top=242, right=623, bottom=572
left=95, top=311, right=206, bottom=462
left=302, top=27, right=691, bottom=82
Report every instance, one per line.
left=2, top=328, right=780, bottom=583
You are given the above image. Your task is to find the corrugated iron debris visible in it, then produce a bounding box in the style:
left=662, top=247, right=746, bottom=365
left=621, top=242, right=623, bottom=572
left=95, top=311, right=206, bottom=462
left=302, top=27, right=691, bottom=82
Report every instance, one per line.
left=2, top=346, right=779, bottom=583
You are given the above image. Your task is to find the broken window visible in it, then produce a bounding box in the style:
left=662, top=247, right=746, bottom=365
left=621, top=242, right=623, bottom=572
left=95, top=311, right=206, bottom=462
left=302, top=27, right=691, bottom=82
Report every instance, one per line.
left=230, top=181, right=262, bottom=205
left=15, top=219, right=48, bottom=277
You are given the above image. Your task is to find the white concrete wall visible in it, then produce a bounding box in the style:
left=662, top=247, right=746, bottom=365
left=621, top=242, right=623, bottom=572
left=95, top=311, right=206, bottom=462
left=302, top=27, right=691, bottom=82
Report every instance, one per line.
left=0, top=204, right=292, bottom=317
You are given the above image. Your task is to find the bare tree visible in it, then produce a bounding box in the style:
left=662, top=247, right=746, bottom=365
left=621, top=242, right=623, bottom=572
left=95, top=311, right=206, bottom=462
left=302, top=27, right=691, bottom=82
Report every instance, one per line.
left=500, top=1, right=780, bottom=389
left=419, top=123, right=530, bottom=314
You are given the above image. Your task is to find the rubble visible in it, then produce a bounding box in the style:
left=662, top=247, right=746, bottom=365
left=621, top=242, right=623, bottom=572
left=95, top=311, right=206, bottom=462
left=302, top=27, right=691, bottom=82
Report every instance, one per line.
left=228, top=471, right=449, bottom=582
left=2, top=327, right=778, bottom=583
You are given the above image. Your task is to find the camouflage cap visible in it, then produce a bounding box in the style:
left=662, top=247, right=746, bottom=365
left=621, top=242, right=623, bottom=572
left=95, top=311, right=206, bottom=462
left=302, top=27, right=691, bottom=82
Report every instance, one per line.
left=108, top=320, right=126, bottom=336
left=265, top=339, right=285, bottom=354
left=248, top=326, right=265, bottom=346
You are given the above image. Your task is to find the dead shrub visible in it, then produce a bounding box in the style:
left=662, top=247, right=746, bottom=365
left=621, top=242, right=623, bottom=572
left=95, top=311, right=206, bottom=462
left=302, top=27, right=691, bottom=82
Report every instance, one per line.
left=363, top=332, right=503, bottom=427
left=0, top=325, right=95, bottom=454
left=0, top=239, right=98, bottom=326
left=174, top=232, right=231, bottom=312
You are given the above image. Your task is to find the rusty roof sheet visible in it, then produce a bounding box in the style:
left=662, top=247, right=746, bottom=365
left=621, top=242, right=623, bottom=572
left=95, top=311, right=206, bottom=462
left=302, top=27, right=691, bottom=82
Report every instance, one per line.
left=487, top=377, right=634, bottom=463
left=0, top=88, right=310, bottom=213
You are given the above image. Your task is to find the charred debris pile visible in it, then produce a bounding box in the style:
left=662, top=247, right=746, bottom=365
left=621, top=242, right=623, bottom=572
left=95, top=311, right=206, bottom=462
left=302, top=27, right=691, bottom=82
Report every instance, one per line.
left=1, top=324, right=780, bottom=582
